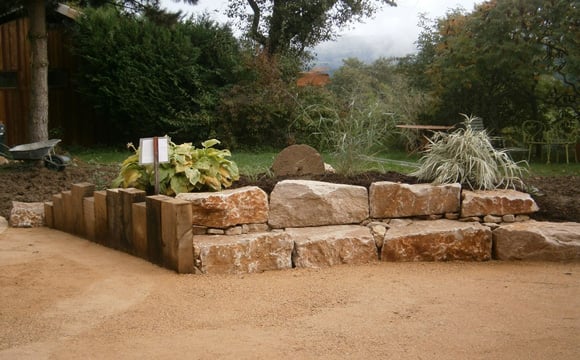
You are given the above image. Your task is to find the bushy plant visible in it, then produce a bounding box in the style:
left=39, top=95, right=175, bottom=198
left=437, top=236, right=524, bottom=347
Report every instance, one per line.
left=73, top=8, right=241, bottom=144
left=410, top=114, right=527, bottom=190
left=112, top=139, right=239, bottom=195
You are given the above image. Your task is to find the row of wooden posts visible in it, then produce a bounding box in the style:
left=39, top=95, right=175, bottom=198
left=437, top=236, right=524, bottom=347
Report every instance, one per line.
left=45, top=183, right=195, bottom=273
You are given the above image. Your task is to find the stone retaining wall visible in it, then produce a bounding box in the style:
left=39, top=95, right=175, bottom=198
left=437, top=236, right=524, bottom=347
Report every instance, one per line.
left=32, top=180, right=580, bottom=274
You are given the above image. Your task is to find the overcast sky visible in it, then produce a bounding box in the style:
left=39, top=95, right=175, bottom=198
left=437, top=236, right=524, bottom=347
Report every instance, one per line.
left=162, top=0, right=483, bottom=67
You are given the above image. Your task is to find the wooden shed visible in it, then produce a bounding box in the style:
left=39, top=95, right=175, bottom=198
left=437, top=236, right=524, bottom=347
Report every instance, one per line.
left=0, top=3, right=101, bottom=147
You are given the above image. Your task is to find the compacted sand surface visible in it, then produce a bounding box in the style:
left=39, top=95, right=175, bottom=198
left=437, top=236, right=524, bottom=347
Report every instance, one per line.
left=1, top=227, right=579, bottom=359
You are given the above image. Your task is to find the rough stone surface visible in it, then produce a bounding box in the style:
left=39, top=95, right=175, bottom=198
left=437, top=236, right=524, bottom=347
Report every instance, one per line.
left=287, top=225, right=378, bottom=268
left=271, top=144, right=325, bottom=177
left=176, top=186, right=268, bottom=228
left=461, top=190, right=539, bottom=217
left=370, top=182, right=461, bottom=219
left=193, top=232, right=293, bottom=274
left=493, top=221, right=580, bottom=261
left=9, top=201, right=45, bottom=228
left=382, top=219, right=492, bottom=262
left=268, top=180, right=369, bottom=228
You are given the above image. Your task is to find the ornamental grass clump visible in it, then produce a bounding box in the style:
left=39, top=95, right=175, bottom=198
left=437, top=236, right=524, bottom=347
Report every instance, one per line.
left=410, top=114, right=527, bottom=190
left=112, top=139, right=239, bottom=195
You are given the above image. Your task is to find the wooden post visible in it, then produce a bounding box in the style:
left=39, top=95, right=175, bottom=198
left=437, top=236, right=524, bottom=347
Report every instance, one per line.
left=132, top=202, right=148, bottom=260
left=62, top=191, right=73, bottom=233
left=146, top=195, right=171, bottom=265
left=44, top=201, right=54, bottom=228
left=161, top=198, right=194, bottom=273
left=119, top=188, right=146, bottom=253
left=71, top=183, right=95, bottom=236
left=106, top=189, right=123, bottom=250
left=51, top=193, right=63, bottom=231
left=93, top=191, right=108, bottom=245
left=83, top=197, right=96, bottom=241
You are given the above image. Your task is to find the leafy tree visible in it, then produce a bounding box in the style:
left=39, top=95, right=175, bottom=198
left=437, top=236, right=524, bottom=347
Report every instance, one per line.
left=404, top=0, right=579, bottom=131
left=73, top=7, right=241, bottom=144
left=226, top=0, right=397, bottom=58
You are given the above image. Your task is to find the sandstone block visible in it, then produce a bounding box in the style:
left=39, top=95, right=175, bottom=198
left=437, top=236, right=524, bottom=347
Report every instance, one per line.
left=370, top=182, right=460, bottom=218
left=268, top=180, right=369, bottom=228
left=461, top=190, right=539, bottom=217
left=271, top=144, right=325, bottom=177
left=177, top=186, right=268, bottom=228
left=194, top=232, right=293, bottom=274
left=382, top=219, right=492, bottom=262
left=493, top=221, right=580, bottom=261
left=9, top=201, right=45, bottom=228
left=288, top=225, right=378, bottom=268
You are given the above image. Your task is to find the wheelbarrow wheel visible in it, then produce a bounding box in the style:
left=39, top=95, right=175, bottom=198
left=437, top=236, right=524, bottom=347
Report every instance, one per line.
left=44, top=155, right=66, bottom=171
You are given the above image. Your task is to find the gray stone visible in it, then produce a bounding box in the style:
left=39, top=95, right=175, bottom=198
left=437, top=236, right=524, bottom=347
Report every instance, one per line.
left=177, top=186, right=268, bottom=228
left=193, top=232, right=294, bottom=274
left=461, top=189, right=539, bottom=217
left=0, top=216, right=7, bottom=234
left=493, top=221, right=580, bottom=261
left=271, top=144, right=325, bottom=177
left=9, top=201, right=45, bottom=228
left=370, top=182, right=460, bottom=218
left=287, top=225, right=378, bottom=268
left=382, top=219, right=492, bottom=262
left=483, top=214, right=502, bottom=223
left=268, top=180, right=369, bottom=228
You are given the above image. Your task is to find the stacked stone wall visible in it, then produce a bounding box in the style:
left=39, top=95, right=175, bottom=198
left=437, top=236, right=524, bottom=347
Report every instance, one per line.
left=18, top=180, right=578, bottom=274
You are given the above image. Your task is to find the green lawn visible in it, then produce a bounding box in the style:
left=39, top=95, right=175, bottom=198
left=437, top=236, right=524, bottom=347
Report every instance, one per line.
left=70, top=146, right=580, bottom=177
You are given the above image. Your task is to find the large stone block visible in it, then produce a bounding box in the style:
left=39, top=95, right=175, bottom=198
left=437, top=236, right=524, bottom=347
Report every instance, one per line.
left=176, top=186, right=268, bottom=228
left=9, top=201, right=44, bottom=228
left=268, top=180, right=369, bottom=228
left=369, top=181, right=460, bottom=218
left=382, top=219, right=492, bottom=261
left=193, top=232, right=293, bottom=274
left=287, top=225, right=377, bottom=268
left=493, top=221, right=580, bottom=261
left=461, top=189, right=539, bottom=217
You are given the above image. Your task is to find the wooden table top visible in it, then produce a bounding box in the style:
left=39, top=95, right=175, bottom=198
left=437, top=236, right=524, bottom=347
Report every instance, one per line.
left=395, top=124, right=455, bottom=130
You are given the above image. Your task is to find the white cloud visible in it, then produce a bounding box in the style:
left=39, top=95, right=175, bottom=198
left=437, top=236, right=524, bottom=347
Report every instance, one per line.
left=160, top=0, right=483, bottom=66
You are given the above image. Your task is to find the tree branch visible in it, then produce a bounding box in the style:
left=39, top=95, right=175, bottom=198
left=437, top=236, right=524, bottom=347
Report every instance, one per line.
left=247, top=0, right=267, bottom=46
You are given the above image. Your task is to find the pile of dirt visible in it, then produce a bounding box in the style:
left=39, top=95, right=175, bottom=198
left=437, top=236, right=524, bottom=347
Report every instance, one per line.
left=0, top=160, right=578, bottom=223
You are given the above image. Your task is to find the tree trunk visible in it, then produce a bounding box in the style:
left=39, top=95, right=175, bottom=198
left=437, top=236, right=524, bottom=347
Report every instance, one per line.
left=26, top=0, right=49, bottom=143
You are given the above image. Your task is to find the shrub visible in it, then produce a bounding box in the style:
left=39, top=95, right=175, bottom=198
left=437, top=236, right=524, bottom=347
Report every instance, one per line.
left=112, top=139, right=239, bottom=195
left=410, top=114, right=526, bottom=190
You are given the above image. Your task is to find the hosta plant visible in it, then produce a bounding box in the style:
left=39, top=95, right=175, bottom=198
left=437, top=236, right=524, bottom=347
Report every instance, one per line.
left=410, top=114, right=527, bottom=190
left=112, top=139, right=239, bottom=195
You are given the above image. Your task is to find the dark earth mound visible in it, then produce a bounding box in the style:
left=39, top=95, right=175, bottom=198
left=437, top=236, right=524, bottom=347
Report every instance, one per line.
left=0, top=160, right=578, bottom=223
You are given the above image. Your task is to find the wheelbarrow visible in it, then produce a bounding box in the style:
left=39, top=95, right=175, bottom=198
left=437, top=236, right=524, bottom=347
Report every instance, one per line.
left=1, top=139, right=70, bottom=171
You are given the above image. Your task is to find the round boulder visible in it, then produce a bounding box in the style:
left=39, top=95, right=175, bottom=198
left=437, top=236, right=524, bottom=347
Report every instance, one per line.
left=271, top=144, right=325, bottom=177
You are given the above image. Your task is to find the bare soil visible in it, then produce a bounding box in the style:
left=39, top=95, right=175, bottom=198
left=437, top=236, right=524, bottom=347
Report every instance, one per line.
left=0, top=160, right=579, bottom=222
left=1, top=228, right=579, bottom=359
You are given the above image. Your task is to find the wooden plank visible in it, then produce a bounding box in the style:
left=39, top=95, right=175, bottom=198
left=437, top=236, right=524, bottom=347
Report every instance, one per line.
left=93, top=191, right=108, bottom=246
left=106, top=189, right=123, bottom=250
left=62, top=191, right=73, bottom=233
left=146, top=195, right=171, bottom=265
left=119, top=188, right=146, bottom=253
left=132, top=202, right=148, bottom=260
left=83, top=197, right=95, bottom=242
left=44, top=201, right=54, bottom=228
left=71, top=183, right=95, bottom=236
left=161, top=198, right=194, bottom=273
left=51, top=193, right=63, bottom=231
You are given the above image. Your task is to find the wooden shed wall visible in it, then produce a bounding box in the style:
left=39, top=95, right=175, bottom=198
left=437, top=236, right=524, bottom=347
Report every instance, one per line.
left=0, top=16, right=101, bottom=147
